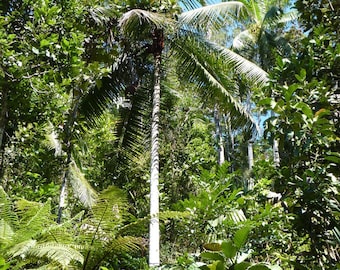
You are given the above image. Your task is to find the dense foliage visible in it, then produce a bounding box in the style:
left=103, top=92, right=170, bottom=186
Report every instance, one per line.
left=0, top=0, right=339, bottom=269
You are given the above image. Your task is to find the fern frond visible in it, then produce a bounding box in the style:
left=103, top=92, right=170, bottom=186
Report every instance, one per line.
left=118, top=211, right=190, bottom=236
left=41, top=211, right=85, bottom=243
left=0, top=186, right=18, bottom=229
left=69, top=161, right=98, bottom=208
left=90, top=186, right=128, bottom=230
left=0, top=219, right=14, bottom=246
left=107, top=236, right=142, bottom=253
left=13, top=199, right=53, bottom=243
left=7, top=239, right=37, bottom=257
left=159, top=210, right=190, bottom=221
left=28, top=242, right=84, bottom=267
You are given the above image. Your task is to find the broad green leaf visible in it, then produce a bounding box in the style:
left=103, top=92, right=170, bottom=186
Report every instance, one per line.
left=40, top=39, right=50, bottom=47
left=61, top=38, right=70, bottom=49
left=208, top=260, right=224, bottom=270
left=267, top=265, right=283, bottom=270
left=325, top=155, right=340, bottom=163
left=295, top=102, right=313, bottom=119
left=233, top=226, right=250, bottom=249
left=257, top=98, right=273, bottom=106
left=234, top=262, right=251, bottom=270
left=248, top=264, right=282, bottom=270
left=200, top=251, right=224, bottom=262
left=221, top=240, right=237, bottom=258
left=294, top=69, right=306, bottom=82
left=247, top=264, right=271, bottom=270
left=284, top=84, right=298, bottom=102
left=314, top=108, right=329, bottom=118
left=203, top=242, right=222, bottom=251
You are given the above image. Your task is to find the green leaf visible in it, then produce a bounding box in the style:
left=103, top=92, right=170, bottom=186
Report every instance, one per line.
left=61, top=38, right=70, bottom=49
left=233, top=226, right=250, bottom=249
left=234, top=262, right=251, bottom=270
left=284, top=84, right=298, bottom=102
left=257, top=98, right=273, bottom=106
left=294, top=69, right=306, bottom=82
left=200, top=251, right=224, bottom=262
left=208, top=260, right=224, bottom=270
left=295, top=102, right=313, bottom=119
left=248, top=264, right=282, bottom=270
left=247, top=264, right=271, bottom=270
left=203, top=242, right=222, bottom=251
left=40, top=39, right=50, bottom=47
left=325, top=154, right=340, bottom=163
left=221, top=240, right=237, bottom=258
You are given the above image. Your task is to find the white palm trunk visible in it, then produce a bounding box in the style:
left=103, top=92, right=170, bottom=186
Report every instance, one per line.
left=214, top=106, right=225, bottom=165
left=273, top=139, right=280, bottom=167
left=149, top=50, right=161, bottom=267
left=248, top=140, right=254, bottom=169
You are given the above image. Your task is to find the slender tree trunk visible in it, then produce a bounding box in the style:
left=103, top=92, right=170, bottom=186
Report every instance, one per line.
left=57, top=92, right=80, bottom=223
left=0, top=85, right=9, bottom=181
left=214, top=105, right=225, bottom=165
left=149, top=29, right=163, bottom=267
left=248, top=140, right=254, bottom=169
left=271, top=110, right=280, bottom=167
left=225, top=113, right=235, bottom=171
left=273, top=139, right=280, bottom=167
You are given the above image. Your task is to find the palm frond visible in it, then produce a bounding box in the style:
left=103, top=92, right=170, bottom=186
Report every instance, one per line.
left=178, top=1, right=246, bottom=31
left=213, top=43, right=268, bottom=86
left=114, top=85, right=151, bottom=162
left=44, top=122, right=62, bottom=157
left=226, top=209, right=247, bottom=223
left=232, top=29, right=255, bottom=50
left=277, top=9, right=298, bottom=24
left=69, top=161, right=98, bottom=209
left=262, top=5, right=283, bottom=26
left=171, top=35, right=261, bottom=133
left=119, top=9, right=170, bottom=38
left=87, top=5, right=118, bottom=26
left=79, top=76, right=124, bottom=125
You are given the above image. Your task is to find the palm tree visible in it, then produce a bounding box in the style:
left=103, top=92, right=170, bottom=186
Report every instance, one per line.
left=230, top=0, right=296, bottom=71
left=78, top=1, right=268, bottom=266
left=230, top=0, right=297, bottom=167
left=116, top=3, right=269, bottom=266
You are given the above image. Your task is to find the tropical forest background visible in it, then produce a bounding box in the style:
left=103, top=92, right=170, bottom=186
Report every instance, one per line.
left=0, top=0, right=339, bottom=269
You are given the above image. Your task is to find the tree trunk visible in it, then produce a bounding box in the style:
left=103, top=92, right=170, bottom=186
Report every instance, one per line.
left=248, top=140, right=254, bottom=169
left=57, top=92, right=80, bottom=224
left=214, top=105, right=225, bottom=165
left=0, top=85, right=9, bottom=181
left=273, top=139, right=280, bottom=167
left=149, top=29, right=163, bottom=267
